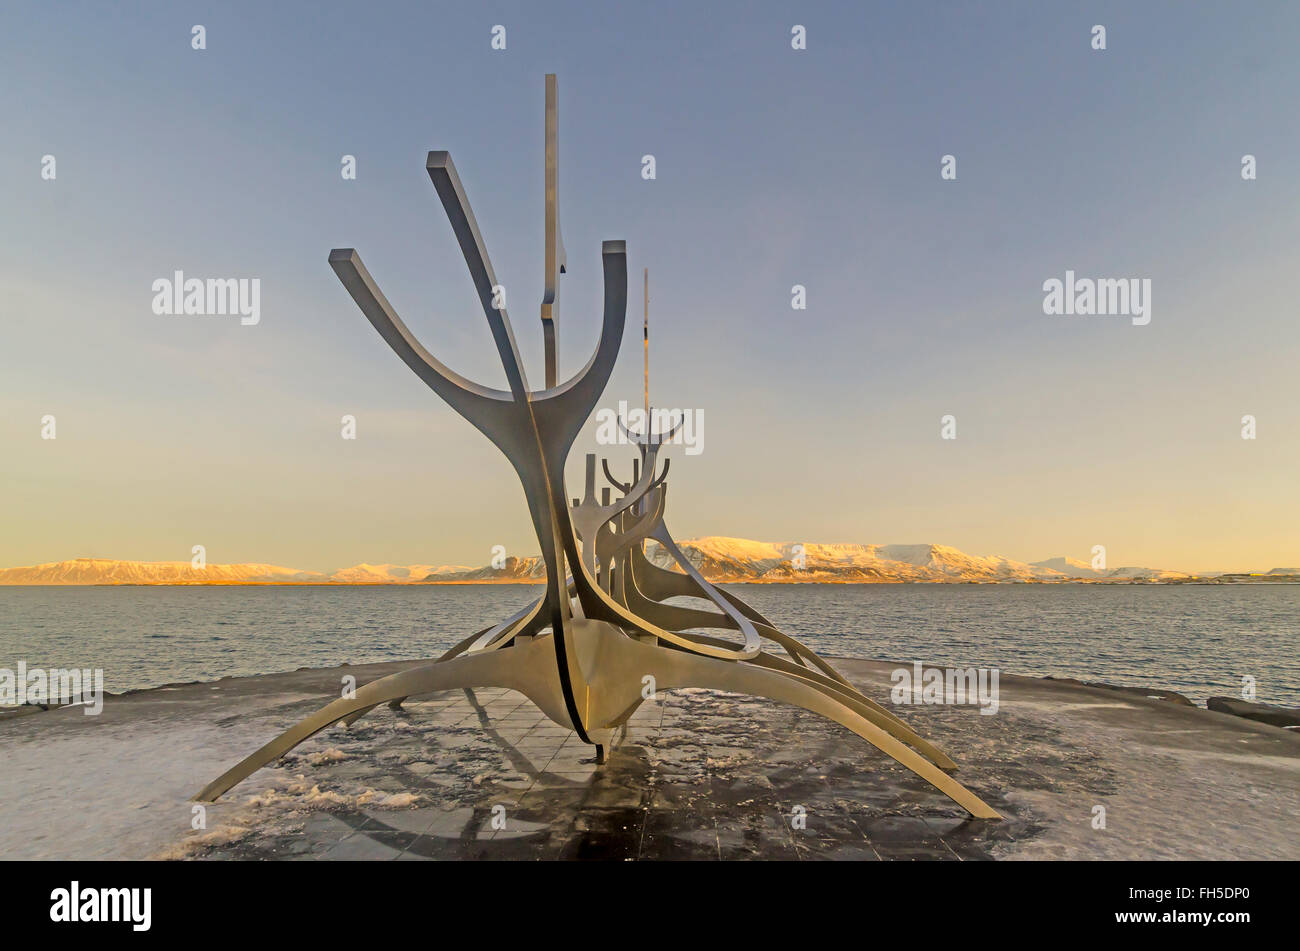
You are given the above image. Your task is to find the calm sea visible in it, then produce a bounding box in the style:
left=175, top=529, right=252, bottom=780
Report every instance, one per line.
left=1, top=584, right=1296, bottom=707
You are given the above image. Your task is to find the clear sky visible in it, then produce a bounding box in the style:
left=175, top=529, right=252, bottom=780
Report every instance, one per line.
left=2, top=1, right=1298, bottom=574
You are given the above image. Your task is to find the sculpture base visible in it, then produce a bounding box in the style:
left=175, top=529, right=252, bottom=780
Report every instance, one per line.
left=5, top=657, right=1298, bottom=860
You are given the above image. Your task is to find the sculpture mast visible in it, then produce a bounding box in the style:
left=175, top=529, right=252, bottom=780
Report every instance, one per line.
left=541, top=74, right=565, bottom=388
left=643, top=267, right=649, bottom=422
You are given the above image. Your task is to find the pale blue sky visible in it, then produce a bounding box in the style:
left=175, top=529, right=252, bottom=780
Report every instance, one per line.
left=2, top=1, right=1298, bottom=572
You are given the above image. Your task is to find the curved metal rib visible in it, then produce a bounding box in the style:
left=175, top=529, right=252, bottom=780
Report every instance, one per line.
left=649, top=457, right=670, bottom=491
left=641, top=521, right=763, bottom=656
left=533, top=241, right=628, bottom=431
left=196, top=648, right=533, bottom=802
left=617, top=411, right=684, bottom=446
left=635, top=642, right=998, bottom=818
left=463, top=592, right=547, bottom=654
left=572, top=449, right=665, bottom=580
left=329, top=249, right=512, bottom=427
left=424, top=152, right=531, bottom=399
left=602, top=458, right=629, bottom=494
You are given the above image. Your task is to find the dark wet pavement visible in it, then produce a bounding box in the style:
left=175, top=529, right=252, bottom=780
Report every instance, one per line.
left=8, top=656, right=1296, bottom=860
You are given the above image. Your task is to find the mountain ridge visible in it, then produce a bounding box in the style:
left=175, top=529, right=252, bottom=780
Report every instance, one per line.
left=0, top=537, right=1268, bottom=585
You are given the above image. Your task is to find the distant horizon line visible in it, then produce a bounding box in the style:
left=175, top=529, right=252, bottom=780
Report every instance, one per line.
left=1, top=536, right=1297, bottom=584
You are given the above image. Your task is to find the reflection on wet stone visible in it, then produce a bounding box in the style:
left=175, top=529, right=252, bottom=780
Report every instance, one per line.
left=194, top=675, right=1040, bottom=861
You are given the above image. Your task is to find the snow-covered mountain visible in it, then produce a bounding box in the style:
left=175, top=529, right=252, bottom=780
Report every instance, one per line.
left=1102, top=566, right=1193, bottom=581
left=0, top=541, right=1198, bottom=585
left=329, top=563, right=464, bottom=584
left=1031, top=557, right=1106, bottom=579
left=650, top=538, right=1056, bottom=583
left=437, top=555, right=547, bottom=582
left=0, top=558, right=518, bottom=585
left=647, top=538, right=1193, bottom=583
left=0, top=558, right=326, bottom=585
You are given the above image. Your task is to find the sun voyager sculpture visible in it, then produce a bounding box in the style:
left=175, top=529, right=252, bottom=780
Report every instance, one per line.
left=197, top=76, right=1000, bottom=820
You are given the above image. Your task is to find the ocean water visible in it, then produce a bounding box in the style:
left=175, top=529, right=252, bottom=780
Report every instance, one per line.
left=0, top=584, right=1296, bottom=707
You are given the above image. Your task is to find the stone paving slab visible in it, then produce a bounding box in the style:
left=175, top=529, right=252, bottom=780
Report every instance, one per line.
left=3, top=657, right=1298, bottom=860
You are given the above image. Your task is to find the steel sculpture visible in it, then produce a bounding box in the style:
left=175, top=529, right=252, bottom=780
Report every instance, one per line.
left=196, top=76, right=1000, bottom=819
